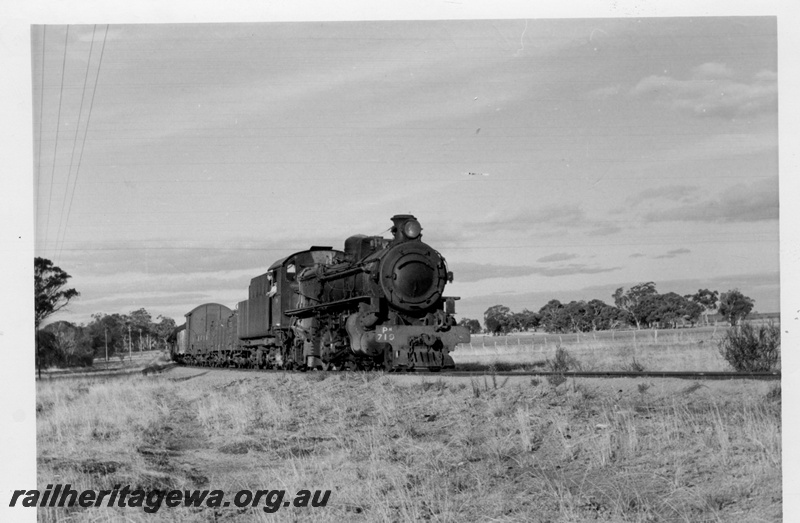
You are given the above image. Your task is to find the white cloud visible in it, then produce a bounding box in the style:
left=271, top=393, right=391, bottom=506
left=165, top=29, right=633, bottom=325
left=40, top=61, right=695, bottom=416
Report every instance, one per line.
left=469, top=205, right=586, bottom=234
left=537, top=252, right=578, bottom=263
left=630, top=65, right=777, bottom=118
left=692, top=62, right=734, bottom=79
left=453, top=261, right=620, bottom=283
left=654, top=248, right=691, bottom=259
left=627, top=185, right=698, bottom=206
left=643, top=178, right=778, bottom=223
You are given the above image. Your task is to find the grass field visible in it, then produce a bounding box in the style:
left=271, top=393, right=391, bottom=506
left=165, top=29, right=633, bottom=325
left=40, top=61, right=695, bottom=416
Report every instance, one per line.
left=35, top=354, right=781, bottom=521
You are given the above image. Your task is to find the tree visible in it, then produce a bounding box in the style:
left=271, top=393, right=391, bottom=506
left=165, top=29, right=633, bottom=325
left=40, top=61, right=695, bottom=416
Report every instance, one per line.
left=35, top=257, right=79, bottom=377
left=586, top=299, right=625, bottom=331
left=128, top=308, right=154, bottom=351
left=86, top=313, right=128, bottom=357
left=35, top=330, right=58, bottom=370
left=44, top=321, right=78, bottom=358
left=35, top=257, right=79, bottom=328
left=718, top=289, right=755, bottom=326
left=41, top=321, right=94, bottom=367
left=613, top=282, right=658, bottom=329
left=685, top=289, right=719, bottom=326
left=484, top=305, right=511, bottom=335
left=680, top=297, right=704, bottom=327
left=511, top=309, right=540, bottom=332
left=155, top=315, right=178, bottom=350
left=538, top=299, right=571, bottom=333
left=562, top=301, right=594, bottom=333
left=458, top=317, right=482, bottom=334
left=645, top=292, right=702, bottom=328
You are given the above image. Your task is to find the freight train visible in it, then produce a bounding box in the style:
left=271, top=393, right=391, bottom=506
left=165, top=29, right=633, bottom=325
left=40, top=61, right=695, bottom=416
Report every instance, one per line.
left=170, top=215, right=469, bottom=371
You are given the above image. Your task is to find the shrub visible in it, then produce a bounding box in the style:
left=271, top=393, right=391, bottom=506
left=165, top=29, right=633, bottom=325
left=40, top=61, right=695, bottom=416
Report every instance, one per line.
left=718, top=322, right=780, bottom=372
left=546, top=346, right=581, bottom=372
left=623, top=358, right=646, bottom=373
left=546, top=373, right=567, bottom=388
left=545, top=347, right=580, bottom=388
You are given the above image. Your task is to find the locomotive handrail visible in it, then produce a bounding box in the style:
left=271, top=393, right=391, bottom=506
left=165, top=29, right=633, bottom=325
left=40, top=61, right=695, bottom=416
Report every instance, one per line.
left=315, top=259, right=379, bottom=282
left=284, top=296, right=370, bottom=318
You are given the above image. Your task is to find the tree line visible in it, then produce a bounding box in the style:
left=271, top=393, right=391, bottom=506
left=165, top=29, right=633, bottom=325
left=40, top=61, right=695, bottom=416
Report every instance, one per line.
left=459, top=282, right=756, bottom=335
left=39, top=311, right=176, bottom=365
left=35, top=257, right=176, bottom=373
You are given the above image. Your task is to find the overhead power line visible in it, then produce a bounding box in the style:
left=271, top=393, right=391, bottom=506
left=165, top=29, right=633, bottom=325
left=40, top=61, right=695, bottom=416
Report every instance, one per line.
left=42, top=25, right=70, bottom=255
left=35, top=26, right=47, bottom=245
left=55, top=24, right=98, bottom=265
left=55, top=24, right=109, bottom=265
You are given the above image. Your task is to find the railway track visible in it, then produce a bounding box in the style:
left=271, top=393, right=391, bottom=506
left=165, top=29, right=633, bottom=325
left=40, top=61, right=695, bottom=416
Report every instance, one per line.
left=169, top=365, right=781, bottom=381
left=441, top=370, right=781, bottom=380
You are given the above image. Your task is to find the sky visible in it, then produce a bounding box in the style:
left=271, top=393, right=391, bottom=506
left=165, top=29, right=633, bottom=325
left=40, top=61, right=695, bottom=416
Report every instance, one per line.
left=28, top=17, right=779, bottom=326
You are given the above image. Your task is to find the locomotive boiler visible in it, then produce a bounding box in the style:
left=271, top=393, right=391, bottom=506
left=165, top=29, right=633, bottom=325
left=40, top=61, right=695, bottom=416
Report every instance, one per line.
left=171, top=215, right=469, bottom=371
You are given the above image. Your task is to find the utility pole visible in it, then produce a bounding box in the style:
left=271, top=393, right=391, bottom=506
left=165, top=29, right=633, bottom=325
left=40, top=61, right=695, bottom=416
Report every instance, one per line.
left=128, top=324, right=132, bottom=360
left=104, top=326, right=108, bottom=369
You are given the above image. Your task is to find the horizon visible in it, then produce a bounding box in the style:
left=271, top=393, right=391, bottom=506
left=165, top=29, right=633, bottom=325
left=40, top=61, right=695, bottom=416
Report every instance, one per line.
left=37, top=250, right=779, bottom=328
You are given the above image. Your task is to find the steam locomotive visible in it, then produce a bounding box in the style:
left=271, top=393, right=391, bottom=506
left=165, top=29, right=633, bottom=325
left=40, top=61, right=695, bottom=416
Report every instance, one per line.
left=171, top=215, right=469, bottom=371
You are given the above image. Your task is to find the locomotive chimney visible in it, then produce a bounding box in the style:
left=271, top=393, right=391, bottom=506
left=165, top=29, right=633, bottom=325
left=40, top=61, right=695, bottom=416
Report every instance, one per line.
left=390, top=214, right=422, bottom=242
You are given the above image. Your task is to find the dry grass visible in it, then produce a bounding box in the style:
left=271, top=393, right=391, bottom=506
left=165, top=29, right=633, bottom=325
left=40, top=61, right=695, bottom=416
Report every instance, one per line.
left=453, top=327, right=740, bottom=372
left=36, top=366, right=781, bottom=522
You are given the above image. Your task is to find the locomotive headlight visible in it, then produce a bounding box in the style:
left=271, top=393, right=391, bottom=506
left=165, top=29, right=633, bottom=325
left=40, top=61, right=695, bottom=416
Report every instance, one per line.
left=403, top=219, right=422, bottom=239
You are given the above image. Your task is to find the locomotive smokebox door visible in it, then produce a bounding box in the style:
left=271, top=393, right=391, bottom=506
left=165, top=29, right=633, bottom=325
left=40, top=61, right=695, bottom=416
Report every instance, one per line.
left=379, top=242, right=446, bottom=312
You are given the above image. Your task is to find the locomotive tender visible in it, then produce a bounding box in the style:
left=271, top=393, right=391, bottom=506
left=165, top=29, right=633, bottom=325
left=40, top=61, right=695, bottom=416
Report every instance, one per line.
left=171, top=215, right=469, bottom=371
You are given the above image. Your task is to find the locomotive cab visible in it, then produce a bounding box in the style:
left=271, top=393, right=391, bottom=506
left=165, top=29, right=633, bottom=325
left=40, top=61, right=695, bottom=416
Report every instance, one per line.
left=272, top=247, right=343, bottom=328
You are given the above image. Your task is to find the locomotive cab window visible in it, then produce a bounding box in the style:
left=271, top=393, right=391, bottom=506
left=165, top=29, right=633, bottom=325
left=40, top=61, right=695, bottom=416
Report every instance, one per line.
left=268, top=271, right=277, bottom=297
left=286, top=262, right=296, bottom=282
